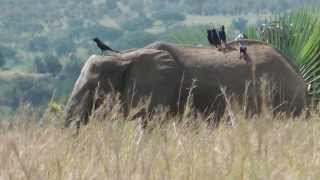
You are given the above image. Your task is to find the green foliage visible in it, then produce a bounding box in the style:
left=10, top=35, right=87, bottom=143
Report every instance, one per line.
left=34, top=55, right=62, bottom=76
left=104, top=0, right=118, bottom=10
left=163, top=25, right=208, bottom=45
left=116, top=32, right=157, bottom=49
left=60, top=56, right=83, bottom=80
left=85, top=25, right=123, bottom=41
left=0, top=52, right=5, bottom=68
left=163, top=24, right=237, bottom=45
left=232, top=17, right=248, bottom=32
left=53, top=37, right=75, bottom=56
left=0, top=45, right=16, bottom=68
left=245, top=26, right=260, bottom=39
left=34, top=58, right=47, bottom=74
left=23, top=80, right=54, bottom=106
left=0, top=46, right=16, bottom=59
left=0, top=73, right=54, bottom=109
left=28, top=36, right=49, bottom=52
left=152, top=9, right=186, bottom=28
left=48, top=101, right=62, bottom=113
left=245, top=8, right=320, bottom=101
left=120, top=14, right=153, bottom=31
left=1, top=0, right=320, bottom=114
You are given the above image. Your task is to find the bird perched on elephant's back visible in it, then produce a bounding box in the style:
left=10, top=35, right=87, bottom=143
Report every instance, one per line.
left=65, top=41, right=307, bottom=127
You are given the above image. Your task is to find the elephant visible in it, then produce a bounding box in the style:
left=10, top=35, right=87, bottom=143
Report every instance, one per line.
left=64, top=40, right=307, bottom=127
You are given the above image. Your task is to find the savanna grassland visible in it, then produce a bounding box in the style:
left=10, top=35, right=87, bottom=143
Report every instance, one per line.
left=1, top=102, right=320, bottom=180
left=2, top=1, right=320, bottom=180
left=1, top=0, right=320, bottom=116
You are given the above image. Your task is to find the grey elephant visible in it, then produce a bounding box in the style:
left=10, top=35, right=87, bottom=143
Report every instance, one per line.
left=65, top=41, right=307, bottom=127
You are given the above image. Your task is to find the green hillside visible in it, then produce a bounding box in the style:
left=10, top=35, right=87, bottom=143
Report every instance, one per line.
left=0, top=0, right=320, bottom=115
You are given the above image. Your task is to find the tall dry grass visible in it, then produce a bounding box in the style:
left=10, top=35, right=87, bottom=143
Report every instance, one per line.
left=1, top=99, right=320, bottom=180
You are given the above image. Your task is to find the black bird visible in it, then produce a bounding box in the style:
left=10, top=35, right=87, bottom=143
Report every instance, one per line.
left=219, top=25, right=227, bottom=44
left=208, top=28, right=221, bottom=48
left=207, top=29, right=214, bottom=45
left=93, top=37, right=119, bottom=54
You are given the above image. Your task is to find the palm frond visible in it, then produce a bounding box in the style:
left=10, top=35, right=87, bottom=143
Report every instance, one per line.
left=246, top=8, right=320, bottom=102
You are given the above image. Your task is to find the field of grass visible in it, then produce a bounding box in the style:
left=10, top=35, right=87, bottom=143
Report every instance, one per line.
left=1, top=102, right=320, bottom=180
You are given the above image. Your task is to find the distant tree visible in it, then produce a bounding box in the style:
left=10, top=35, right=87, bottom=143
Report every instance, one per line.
left=152, top=9, right=186, bottom=28
left=23, top=80, right=53, bottom=106
left=105, top=0, right=118, bottom=10
left=0, top=52, right=5, bottom=68
left=68, top=18, right=84, bottom=28
left=44, top=55, right=62, bottom=75
left=181, top=0, right=207, bottom=14
left=34, top=58, right=47, bottom=74
left=126, top=0, right=146, bottom=15
left=115, top=31, right=157, bottom=49
left=34, top=55, right=62, bottom=76
left=28, top=36, right=49, bottom=52
left=85, top=25, right=123, bottom=41
left=0, top=45, right=16, bottom=59
left=0, top=46, right=16, bottom=67
left=232, top=17, right=248, bottom=32
left=54, top=37, right=75, bottom=56
left=23, top=23, right=44, bottom=33
left=120, top=14, right=153, bottom=31
left=62, top=55, right=82, bottom=78
left=201, top=2, right=219, bottom=15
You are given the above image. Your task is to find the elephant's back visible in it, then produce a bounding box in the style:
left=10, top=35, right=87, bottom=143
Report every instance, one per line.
left=174, top=41, right=307, bottom=110
left=177, top=40, right=295, bottom=70
left=176, top=41, right=302, bottom=84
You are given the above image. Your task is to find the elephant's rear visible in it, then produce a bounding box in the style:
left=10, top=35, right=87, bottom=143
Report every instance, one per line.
left=157, top=41, right=308, bottom=116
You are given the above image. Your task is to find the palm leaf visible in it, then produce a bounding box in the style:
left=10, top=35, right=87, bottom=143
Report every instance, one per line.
left=246, top=8, right=320, bottom=102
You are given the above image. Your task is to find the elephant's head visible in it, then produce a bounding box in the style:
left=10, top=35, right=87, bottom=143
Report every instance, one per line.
left=86, top=55, right=132, bottom=93
left=65, top=48, right=180, bottom=127
left=64, top=54, right=132, bottom=127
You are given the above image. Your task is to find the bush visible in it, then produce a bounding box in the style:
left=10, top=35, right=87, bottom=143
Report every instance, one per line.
left=104, top=0, right=117, bottom=10
left=161, top=25, right=208, bottom=45
left=34, top=55, right=62, bottom=75
left=28, top=36, right=49, bottom=52
left=152, top=9, right=186, bottom=28
left=0, top=46, right=16, bottom=58
left=22, top=80, right=53, bottom=106
left=34, top=58, right=47, bottom=74
left=115, top=31, right=157, bottom=49
left=0, top=52, right=5, bottom=68
left=120, top=14, right=153, bottom=31
left=232, top=17, right=248, bottom=32
left=53, top=37, right=75, bottom=56
left=85, top=25, right=123, bottom=41
left=62, top=56, right=82, bottom=78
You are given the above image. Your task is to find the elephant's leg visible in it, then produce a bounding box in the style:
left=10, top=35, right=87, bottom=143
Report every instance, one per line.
left=65, top=89, right=94, bottom=128
left=79, top=90, right=94, bottom=126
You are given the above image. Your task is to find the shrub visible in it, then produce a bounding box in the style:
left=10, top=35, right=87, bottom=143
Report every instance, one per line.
left=104, top=0, right=117, bottom=10
left=34, top=58, right=47, bottom=74
left=232, top=17, right=248, bottom=32
left=62, top=57, right=82, bottom=78
left=22, top=80, right=53, bottom=106
left=0, top=46, right=16, bottom=58
left=120, top=14, right=153, bottom=31
left=53, top=37, right=75, bottom=56
left=152, top=9, right=186, bottom=28
left=0, top=52, right=5, bottom=68
left=34, top=55, right=62, bottom=76
left=115, top=31, right=157, bottom=49
left=28, top=36, right=49, bottom=52
left=85, top=25, right=123, bottom=41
